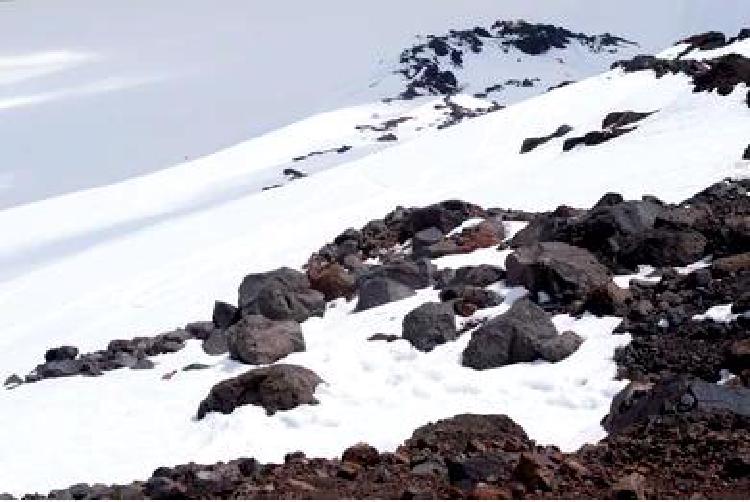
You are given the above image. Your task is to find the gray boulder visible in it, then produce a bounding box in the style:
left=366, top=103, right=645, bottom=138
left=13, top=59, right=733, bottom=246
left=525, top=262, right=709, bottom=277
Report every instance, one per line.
left=360, top=258, right=435, bottom=290
left=196, top=364, right=323, bottom=418
left=412, top=227, right=445, bottom=257
left=202, top=330, right=230, bottom=356
left=355, top=277, right=416, bottom=312
left=603, top=377, right=750, bottom=435
left=402, top=302, right=457, bottom=352
left=227, top=315, right=305, bottom=365
left=238, top=267, right=325, bottom=322
left=505, top=242, right=625, bottom=313
left=462, top=298, right=581, bottom=369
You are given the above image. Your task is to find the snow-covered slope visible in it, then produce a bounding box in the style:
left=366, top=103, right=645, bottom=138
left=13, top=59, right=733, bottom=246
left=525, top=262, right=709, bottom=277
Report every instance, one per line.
left=2, top=0, right=749, bottom=208
left=0, top=30, right=749, bottom=494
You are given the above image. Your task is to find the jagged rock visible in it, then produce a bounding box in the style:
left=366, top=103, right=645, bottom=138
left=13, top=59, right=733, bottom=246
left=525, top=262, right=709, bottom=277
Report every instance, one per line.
left=563, top=127, right=636, bottom=151
left=196, top=364, right=323, bottom=418
left=603, top=377, right=750, bottom=435
left=238, top=268, right=325, bottom=322
left=505, top=242, right=623, bottom=312
left=361, top=258, right=435, bottom=290
left=520, top=124, right=572, bottom=153
left=212, top=301, right=240, bottom=330
left=744, top=144, right=750, bottom=160
left=44, top=346, right=79, bottom=362
left=462, top=298, right=580, bottom=369
left=355, top=277, right=416, bottom=312
left=601, top=111, right=654, bottom=129
left=402, top=302, right=457, bottom=352
left=227, top=315, right=305, bottom=365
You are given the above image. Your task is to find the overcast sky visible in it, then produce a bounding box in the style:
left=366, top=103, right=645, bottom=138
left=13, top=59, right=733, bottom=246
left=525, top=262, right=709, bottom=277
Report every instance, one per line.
left=0, top=0, right=747, bottom=207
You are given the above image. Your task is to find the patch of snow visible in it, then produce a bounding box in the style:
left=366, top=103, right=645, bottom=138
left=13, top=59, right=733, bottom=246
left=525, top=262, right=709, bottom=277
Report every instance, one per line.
left=0, top=283, right=629, bottom=494
left=613, top=265, right=660, bottom=289
left=675, top=257, right=713, bottom=275
left=693, top=304, right=738, bottom=323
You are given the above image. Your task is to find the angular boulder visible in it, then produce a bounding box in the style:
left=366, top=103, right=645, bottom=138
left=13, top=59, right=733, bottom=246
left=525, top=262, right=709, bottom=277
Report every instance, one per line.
left=602, top=377, right=750, bottom=435
left=402, top=302, right=457, bottom=352
left=212, top=301, right=240, bottom=330
left=196, top=364, right=323, bottom=418
left=238, top=268, right=325, bottom=322
left=462, top=298, right=581, bottom=369
left=354, top=277, right=416, bottom=312
left=505, top=242, right=613, bottom=301
left=620, top=228, right=708, bottom=268
left=227, top=315, right=305, bottom=365
left=361, top=257, right=435, bottom=290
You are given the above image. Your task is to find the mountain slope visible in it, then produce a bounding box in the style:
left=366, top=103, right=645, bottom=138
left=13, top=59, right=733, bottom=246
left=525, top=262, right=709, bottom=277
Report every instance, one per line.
left=0, top=31, right=748, bottom=495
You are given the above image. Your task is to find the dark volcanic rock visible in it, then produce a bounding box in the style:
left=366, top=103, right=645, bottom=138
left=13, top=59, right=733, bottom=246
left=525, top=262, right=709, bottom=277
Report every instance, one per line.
left=520, top=124, right=572, bottom=153
left=563, top=127, right=636, bottom=151
left=462, top=298, right=581, bottom=369
left=601, top=110, right=654, bottom=129
left=212, top=301, right=240, bottom=330
left=44, top=346, right=79, bottom=362
left=603, top=376, right=750, bottom=435
left=402, top=302, right=457, bottom=352
left=238, top=267, right=325, bottom=322
left=202, top=331, right=230, bottom=356
left=449, top=265, right=506, bottom=288
left=620, top=228, right=708, bottom=268
left=505, top=242, right=625, bottom=313
left=355, top=277, right=416, bottom=312
left=227, top=315, right=305, bottom=365
left=196, top=364, right=323, bottom=418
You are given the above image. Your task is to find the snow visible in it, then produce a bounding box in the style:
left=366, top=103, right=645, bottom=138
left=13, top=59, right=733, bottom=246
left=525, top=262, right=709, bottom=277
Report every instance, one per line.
left=693, top=304, right=740, bottom=324
left=1, top=270, right=629, bottom=494
left=613, top=265, right=662, bottom=289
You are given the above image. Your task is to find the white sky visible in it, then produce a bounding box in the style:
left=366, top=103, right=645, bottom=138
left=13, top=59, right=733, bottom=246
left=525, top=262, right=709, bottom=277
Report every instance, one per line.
left=0, top=0, right=746, bottom=207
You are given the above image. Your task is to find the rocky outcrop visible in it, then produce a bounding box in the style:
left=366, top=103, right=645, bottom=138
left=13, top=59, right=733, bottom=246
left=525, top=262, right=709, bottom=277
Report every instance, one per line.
left=196, top=364, right=323, bottom=418
left=520, top=124, right=573, bottom=153
left=462, top=298, right=582, bottom=369
left=227, top=315, right=305, bottom=365
left=562, top=126, right=636, bottom=151
left=601, top=110, right=654, bottom=129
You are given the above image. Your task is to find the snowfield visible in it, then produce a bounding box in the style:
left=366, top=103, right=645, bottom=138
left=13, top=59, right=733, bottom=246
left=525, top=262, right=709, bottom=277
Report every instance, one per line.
left=1, top=3, right=750, bottom=496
